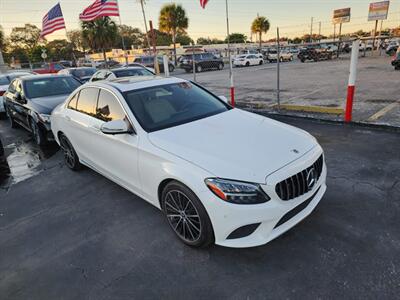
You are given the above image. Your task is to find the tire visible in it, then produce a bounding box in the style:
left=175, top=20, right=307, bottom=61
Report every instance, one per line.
left=290, top=56, right=293, bottom=61
left=30, top=118, right=47, bottom=146
left=218, top=63, right=224, bottom=70
left=395, top=65, right=400, bottom=70
left=279, top=57, right=283, bottom=62
left=301, top=59, right=305, bottom=63
left=161, top=181, right=214, bottom=248
left=245, top=61, right=250, bottom=67
left=259, top=60, right=263, bottom=65
left=59, top=133, right=82, bottom=171
left=196, top=64, right=202, bottom=73
left=169, top=65, right=174, bottom=73
left=0, top=112, right=6, bottom=120
left=185, top=69, right=191, bottom=73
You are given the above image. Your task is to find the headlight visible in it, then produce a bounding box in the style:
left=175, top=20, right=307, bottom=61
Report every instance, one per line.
left=38, top=113, right=51, bottom=123
left=205, top=178, right=270, bottom=205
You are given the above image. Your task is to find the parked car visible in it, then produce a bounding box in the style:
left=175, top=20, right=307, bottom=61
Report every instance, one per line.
left=124, top=63, right=155, bottom=74
left=32, top=62, right=65, bottom=74
left=0, top=71, right=35, bottom=118
left=386, top=40, right=399, bottom=56
left=233, top=54, right=263, bottom=67
left=298, top=47, right=333, bottom=62
left=97, top=59, right=121, bottom=69
left=266, top=49, right=293, bottom=62
left=180, top=53, right=224, bottom=73
left=58, top=60, right=76, bottom=68
left=3, top=75, right=81, bottom=146
left=50, top=76, right=327, bottom=248
left=58, top=67, right=97, bottom=83
left=391, top=48, right=400, bottom=70
left=133, top=56, right=175, bottom=73
left=89, top=67, right=155, bottom=82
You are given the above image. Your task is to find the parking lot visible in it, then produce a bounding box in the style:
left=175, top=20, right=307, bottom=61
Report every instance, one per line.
left=1, top=115, right=399, bottom=299
left=173, top=54, right=400, bottom=127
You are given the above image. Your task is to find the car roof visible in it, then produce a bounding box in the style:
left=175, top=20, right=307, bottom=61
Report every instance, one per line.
left=88, top=76, right=187, bottom=92
left=18, top=74, right=73, bottom=81
left=108, top=66, right=147, bottom=73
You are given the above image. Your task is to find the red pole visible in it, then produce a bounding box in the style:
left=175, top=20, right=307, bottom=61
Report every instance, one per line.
left=230, top=86, right=235, bottom=106
left=344, top=40, right=359, bottom=123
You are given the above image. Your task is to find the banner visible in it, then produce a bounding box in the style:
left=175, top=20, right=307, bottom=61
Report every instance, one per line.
left=368, top=1, right=390, bottom=21
left=332, top=8, right=351, bottom=24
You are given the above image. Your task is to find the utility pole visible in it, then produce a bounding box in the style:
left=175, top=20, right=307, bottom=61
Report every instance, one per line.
left=225, top=0, right=234, bottom=106
left=0, top=50, right=6, bottom=73
left=139, top=0, right=152, bottom=53
left=310, top=17, right=314, bottom=43
left=318, top=21, right=321, bottom=42
left=149, top=21, right=160, bottom=74
left=276, top=27, right=281, bottom=110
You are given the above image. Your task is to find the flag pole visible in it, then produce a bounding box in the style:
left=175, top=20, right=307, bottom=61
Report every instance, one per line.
left=225, top=0, right=234, bottom=106
left=116, top=0, right=128, bottom=64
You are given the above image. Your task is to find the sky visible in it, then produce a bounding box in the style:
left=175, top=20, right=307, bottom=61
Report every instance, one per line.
left=1, top=0, right=400, bottom=41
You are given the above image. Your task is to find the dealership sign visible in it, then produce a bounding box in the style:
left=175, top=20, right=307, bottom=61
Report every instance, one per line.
left=333, top=8, right=351, bottom=24
left=368, top=1, right=390, bottom=21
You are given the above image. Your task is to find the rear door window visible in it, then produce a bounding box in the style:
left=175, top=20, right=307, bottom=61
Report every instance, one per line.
left=76, top=88, right=99, bottom=117
left=96, top=90, right=125, bottom=122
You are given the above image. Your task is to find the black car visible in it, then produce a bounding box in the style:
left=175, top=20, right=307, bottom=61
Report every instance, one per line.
left=133, top=56, right=175, bottom=73
left=180, top=53, right=224, bottom=73
left=391, top=50, right=400, bottom=70
left=297, top=46, right=333, bottom=62
left=58, top=67, right=97, bottom=83
left=3, top=75, right=81, bottom=146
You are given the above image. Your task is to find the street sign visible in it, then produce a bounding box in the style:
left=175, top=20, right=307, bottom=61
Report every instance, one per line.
left=333, top=8, right=351, bottom=24
left=368, top=1, right=390, bottom=21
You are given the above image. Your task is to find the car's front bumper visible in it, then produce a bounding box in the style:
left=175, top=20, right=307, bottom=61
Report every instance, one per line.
left=198, top=146, right=327, bottom=248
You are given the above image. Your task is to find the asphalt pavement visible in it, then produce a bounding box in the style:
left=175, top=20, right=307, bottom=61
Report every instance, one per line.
left=0, top=115, right=399, bottom=299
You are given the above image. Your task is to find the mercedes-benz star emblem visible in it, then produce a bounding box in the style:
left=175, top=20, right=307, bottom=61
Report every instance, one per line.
left=306, top=168, right=317, bottom=189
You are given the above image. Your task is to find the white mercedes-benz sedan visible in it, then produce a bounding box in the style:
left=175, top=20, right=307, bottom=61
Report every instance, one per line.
left=51, top=76, right=327, bottom=248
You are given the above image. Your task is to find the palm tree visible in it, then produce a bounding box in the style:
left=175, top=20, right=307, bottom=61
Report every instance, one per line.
left=81, top=17, right=118, bottom=67
left=251, top=16, right=270, bottom=51
left=159, top=3, right=188, bottom=65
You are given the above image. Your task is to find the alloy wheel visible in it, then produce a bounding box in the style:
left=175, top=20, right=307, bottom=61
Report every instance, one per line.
left=59, top=135, right=76, bottom=169
left=164, top=190, right=202, bottom=243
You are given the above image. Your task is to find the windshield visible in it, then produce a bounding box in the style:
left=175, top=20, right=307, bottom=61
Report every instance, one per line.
left=71, top=68, right=96, bottom=78
left=123, top=82, right=230, bottom=132
left=24, top=77, right=81, bottom=98
left=114, top=68, right=154, bottom=78
left=0, top=76, right=9, bottom=85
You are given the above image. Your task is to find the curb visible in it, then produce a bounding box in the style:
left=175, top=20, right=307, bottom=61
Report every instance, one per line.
left=272, top=104, right=344, bottom=115
left=248, top=110, right=400, bottom=133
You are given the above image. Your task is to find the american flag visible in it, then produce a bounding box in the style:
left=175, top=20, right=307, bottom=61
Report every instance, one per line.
left=40, top=3, right=66, bottom=38
left=200, top=0, right=209, bottom=9
left=79, top=0, right=120, bottom=22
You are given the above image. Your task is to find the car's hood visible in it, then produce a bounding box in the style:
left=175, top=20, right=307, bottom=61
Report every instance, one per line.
left=30, top=94, right=69, bottom=114
left=148, top=109, right=318, bottom=183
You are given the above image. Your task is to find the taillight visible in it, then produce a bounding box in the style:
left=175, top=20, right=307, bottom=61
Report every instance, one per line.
left=0, top=91, right=5, bottom=96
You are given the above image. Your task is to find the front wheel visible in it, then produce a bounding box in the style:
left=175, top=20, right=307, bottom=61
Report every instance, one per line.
left=259, top=60, right=263, bottom=65
left=30, top=118, right=46, bottom=146
left=196, top=64, right=202, bottom=73
left=162, top=181, right=214, bottom=248
left=59, top=134, right=82, bottom=171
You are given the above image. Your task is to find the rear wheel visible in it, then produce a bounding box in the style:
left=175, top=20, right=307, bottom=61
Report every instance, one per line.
left=59, top=134, right=82, bottom=171
left=169, top=65, right=174, bottom=72
left=245, top=61, right=250, bottom=67
left=218, top=63, right=224, bottom=70
left=161, top=181, right=214, bottom=248
left=259, top=60, right=263, bottom=65
left=196, top=64, right=202, bottom=73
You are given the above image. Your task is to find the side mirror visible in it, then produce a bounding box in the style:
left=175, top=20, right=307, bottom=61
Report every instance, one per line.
left=101, top=119, right=132, bottom=135
left=15, top=92, right=27, bottom=104
left=219, top=95, right=228, bottom=104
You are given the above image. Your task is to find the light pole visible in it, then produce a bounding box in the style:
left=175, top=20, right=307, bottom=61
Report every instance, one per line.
left=139, top=0, right=152, bottom=53
left=0, top=49, right=6, bottom=73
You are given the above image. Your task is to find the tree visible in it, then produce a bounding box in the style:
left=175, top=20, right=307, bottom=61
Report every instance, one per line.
left=176, top=33, right=193, bottom=46
left=225, top=33, right=247, bottom=44
left=46, top=39, right=74, bottom=61
left=251, top=16, right=270, bottom=50
left=81, top=17, right=118, bottom=66
left=159, top=3, right=188, bottom=65
left=117, top=25, right=144, bottom=49
left=67, top=30, right=87, bottom=52
left=9, top=24, right=43, bottom=60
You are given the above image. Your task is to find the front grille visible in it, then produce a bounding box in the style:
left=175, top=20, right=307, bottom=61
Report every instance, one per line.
left=275, top=155, right=323, bottom=201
